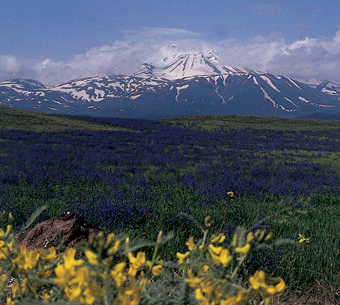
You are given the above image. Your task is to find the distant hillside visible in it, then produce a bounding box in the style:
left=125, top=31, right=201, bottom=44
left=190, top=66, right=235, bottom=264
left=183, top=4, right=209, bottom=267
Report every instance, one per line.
left=163, top=114, right=340, bottom=132
left=0, top=105, right=118, bottom=132
left=2, top=104, right=340, bottom=133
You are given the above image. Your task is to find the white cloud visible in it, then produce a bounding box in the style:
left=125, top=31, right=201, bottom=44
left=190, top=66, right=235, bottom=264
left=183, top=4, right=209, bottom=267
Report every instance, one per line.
left=0, top=55, right=21, bottom=77
left=1, top=26, right=340, bottom=85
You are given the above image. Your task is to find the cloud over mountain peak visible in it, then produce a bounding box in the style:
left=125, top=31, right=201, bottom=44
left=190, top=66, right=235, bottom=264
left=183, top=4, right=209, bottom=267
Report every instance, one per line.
left=1, top=27, right=340, bottom=86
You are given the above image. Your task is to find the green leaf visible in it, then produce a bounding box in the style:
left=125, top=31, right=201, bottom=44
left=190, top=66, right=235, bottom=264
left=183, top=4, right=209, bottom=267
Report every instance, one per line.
left=20, top=205, right=47, bottom=232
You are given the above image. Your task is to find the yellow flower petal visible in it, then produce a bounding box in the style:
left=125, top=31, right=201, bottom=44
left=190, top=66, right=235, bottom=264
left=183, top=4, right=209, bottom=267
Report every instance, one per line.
left=108, top=240, right=121, bottom=255
left=208, top=244, right=222, bottom=255
left=211, top=233, right=226, bottom=244
left=186, top=237, right=195, bottom=251
left=246, top=232, right=255, bottom=243
left=64, top=248, right=84, bottom=269
left=220, top=249, right=233, bottom=267
left=195, top=288, right=208, bottom=302
left=152, top=265, right=162, bottom=276
left=128, top=252, right=146, bottom=270
left=85, top=250, right=99, bottom=266
left=176, top=251, right=190, bottom=264
left=235, top=243, right=251, bottom=254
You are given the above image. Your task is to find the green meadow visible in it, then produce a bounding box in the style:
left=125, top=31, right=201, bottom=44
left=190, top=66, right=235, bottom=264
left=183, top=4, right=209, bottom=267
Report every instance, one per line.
left=1, top=106, right=340, bottom=303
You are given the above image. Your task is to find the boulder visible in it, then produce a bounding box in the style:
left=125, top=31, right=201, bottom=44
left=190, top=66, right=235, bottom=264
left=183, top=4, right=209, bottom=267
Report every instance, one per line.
left=15, top=211, right=101, bottom=251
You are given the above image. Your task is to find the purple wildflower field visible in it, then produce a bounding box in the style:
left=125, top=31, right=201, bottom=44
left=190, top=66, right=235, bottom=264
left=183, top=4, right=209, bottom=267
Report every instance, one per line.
left=0, top=117, right=339, bottom=232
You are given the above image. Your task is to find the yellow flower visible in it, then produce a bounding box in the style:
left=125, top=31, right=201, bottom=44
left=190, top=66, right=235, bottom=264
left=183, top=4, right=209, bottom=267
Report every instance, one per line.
left=8, top=212, right=14, bottom=223
left=128, top=252, right=146, bottom=271
left=195, top=288, right=208, bottom=302
left=11, top=282, right=19, bottom=298
left=250, top=270, right=266, bottom=290
left=0, top=225, right=12, bottom=239
left=43, top=270, right=52, bottom=279
left=204, top=216, right=213, bottom=227
left=41, top=290, right=51, bottom=302
left=264, top=232, right=273, bottom=242
left=104, top=233, right=115, bottom=248
left=7, top=241, right=15, bottom=251
left=221, top=289, right=246, bottom=305
left=45, top=247, right=59, bottom=261
left=227, top=191, right=235, bottom=197
left=0, top=242, right=9, bottom=259
left=255, top=230, right=266, bottom=242
left=220, top=249, right=233, bottom=267
left=210, top=233, right=226, bottom=244
left=152, top=265, right=162, bottom=276
left=12, top=246, right=40, bottom=270
left=298, top=234, right=310, bottom=243
left=54, top=264, right=74, bottom=287
left=70, top=266, right=91, bottom=287
left=208, top=244, right=222, bottom=255
left=200, top=280, right=216, bottom=299
left=108, top=240, right=121, bottom=255
left=82, top=282, right=103, bottom=305
left=235, top=243, right=251, bottom=254
left=185, top=269, right=201, bottom=288
left=64, top=248, right=84, bottom=269
left=114, top=262, right=126, bottom=273
left=65, top=285, right=82, bottom=301
left=85, top=250, right=99, bottom=266
left=246, top=232, right=255, bottom=243
left=6, top=298, right=15, bottom=305
left=249, top=271, right=286, bottom=299
left=186, top=236, right=196, bottom=251
left=111, top=263, right=127, bottom=288
left=200, top=264, right=209, bottom=273
left=114, top=272, right=127, bottom=288
left=0, top=267, right=7, bottom=285
left=176, top=251, right=190, bottom=264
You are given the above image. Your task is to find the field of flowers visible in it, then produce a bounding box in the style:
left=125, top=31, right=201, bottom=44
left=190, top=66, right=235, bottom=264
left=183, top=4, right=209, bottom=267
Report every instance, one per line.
left=0, top=115, right=340, bottom=301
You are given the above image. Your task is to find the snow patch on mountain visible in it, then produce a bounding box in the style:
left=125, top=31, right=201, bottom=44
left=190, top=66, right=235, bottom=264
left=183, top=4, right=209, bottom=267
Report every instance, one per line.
left=175, top=84, right=189, bottom=102
left=260, top=75, right=280, bottom=93
left=299, top=96, right=310, bottom=103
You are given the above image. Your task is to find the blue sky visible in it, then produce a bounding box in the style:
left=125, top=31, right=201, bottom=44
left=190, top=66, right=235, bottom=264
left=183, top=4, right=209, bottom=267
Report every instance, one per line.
left=1, top=0, right=340, bottom=84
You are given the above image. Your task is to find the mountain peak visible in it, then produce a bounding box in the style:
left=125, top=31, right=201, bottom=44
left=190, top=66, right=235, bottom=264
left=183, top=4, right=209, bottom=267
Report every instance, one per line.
left=133, top=63, right=155, bottom=78
left=153, top=52, right=221, bottom=80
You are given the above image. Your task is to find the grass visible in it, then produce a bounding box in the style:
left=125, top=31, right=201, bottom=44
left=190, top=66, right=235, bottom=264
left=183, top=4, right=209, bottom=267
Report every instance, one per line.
left=163, top=114, right=340, bottom=132
left=1, top=106, right=340, bottom=303
left=0, top=105, right=133, bottom=132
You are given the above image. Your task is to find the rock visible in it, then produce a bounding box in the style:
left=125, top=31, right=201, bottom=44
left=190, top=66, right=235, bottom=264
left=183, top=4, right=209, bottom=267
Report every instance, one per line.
left=15, top=211, right=101, bottom=251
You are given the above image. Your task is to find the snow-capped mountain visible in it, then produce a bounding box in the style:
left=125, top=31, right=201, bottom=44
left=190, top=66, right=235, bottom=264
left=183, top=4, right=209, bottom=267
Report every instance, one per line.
left=151, top=51, right=249, bottom=80
left=1, top=52, right=340, bottom=119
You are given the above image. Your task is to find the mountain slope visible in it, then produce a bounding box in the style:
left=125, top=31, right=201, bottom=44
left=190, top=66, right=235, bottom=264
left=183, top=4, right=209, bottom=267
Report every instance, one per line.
left=1, top=52, right=340, bottom=119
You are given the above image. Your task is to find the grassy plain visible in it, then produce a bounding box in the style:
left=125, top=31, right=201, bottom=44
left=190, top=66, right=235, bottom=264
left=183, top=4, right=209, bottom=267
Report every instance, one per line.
left=0, top=105, right=132, bottom=132
left=1, top=106, right=340, bottom=303
left=163, top=114, right=340, bottom=131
